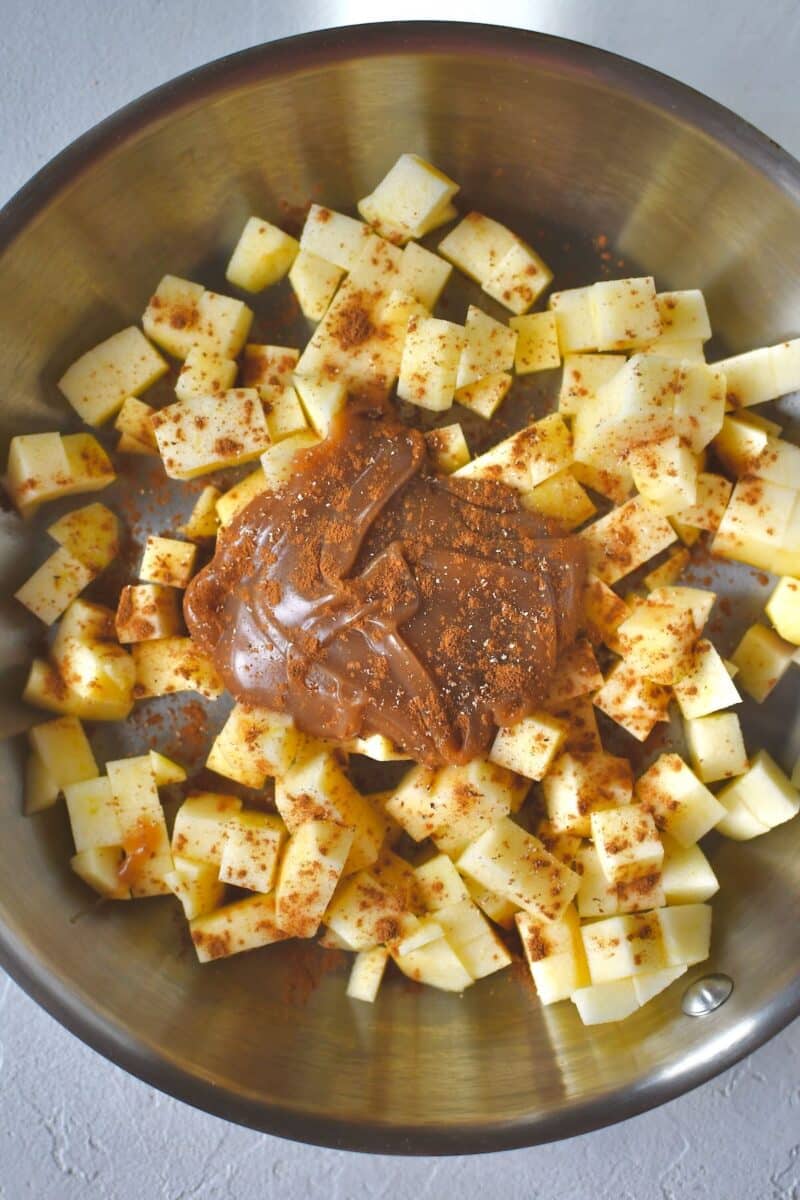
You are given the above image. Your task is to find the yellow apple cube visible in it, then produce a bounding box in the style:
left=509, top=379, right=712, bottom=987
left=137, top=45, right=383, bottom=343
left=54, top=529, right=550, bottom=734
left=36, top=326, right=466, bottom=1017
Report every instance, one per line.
left=71, top=846, right=129, bottom=900
left=483, top=238, right=553, bottom=315
left=633, top=964, right=689, bottom=1006
left=454, top=372, right=512, bottom=419
left=548, top=287, right=596, bottom=354
left=47, top=503, right=119, bottom=573
left=582, top=912, right=665, bottom=983
left=165, top=855, right=225, bottom=920
left=292, top=374, right=347, bottom=438
left=15, top=546, right=94, bottom=626
left=730, top=622, right=795, bottom=702
left=672, top=472, right=733, bottom=535
left=438, top=211, right=516, bottom=283
left=392, top=930, right=473, bottom=992
left=114, top=398, right=157, bottom=454
left=241, top=344, right=299, bottom=402
left=58, top=326, right=167, bottom=426
left=655, top=290, right=712, bottom=342
left=456, top=305, right=517, bottom=388
left=28, top=714, right=97, bottom=791
left=206, top=702, right=300, bottom=788
left=593, top=660, right=671, bottom=741
left=717, top=750, right=800, bottom=831
left=516, top=905, right=589, bottom=1004
left=489, top=710, right=567, bottom=780
left=660, top=834, right=719, bottom=904
left=456, top=817, right=580, bottom=922
left=215, top=468, right=268, bottom=527
left=275, top=820, right=354, bottom=937
left=175, top=347, right=237, bottom=402
left=299, top=205, right=370, bottom=270
left=628, top=435, right=698, bottom=516
left=346, top=947, right=389, bottom=1002
left=542, top=750, right=633, bottom=836
left=414, top=854, right=470, bottom=911
left=190, top=892, right=287, bottom=962
left=287, top=249, right=344, bottom=320
left=713, top=345, right=776, bottom=407
left=580, top=496, right=677, bottom=585
left=152, top=388, right=271, bottom=480
left=455, top=413, right=572, bottom=492
left=218, top=811, right=287, bottom=893
left=765, top=576, right=800, bottom=644
left=590, top=276, right=661, bottom=351
left=115, top=584, right=182, bottom=643
left=5, top=432, right=71, bottom=517
left=383, top=765, right=440, bottom=842
left=571, top=978, right=641, bottom=1025
left=635, top=752, right=725, bottom=844
left=423, top=423, right=470, bottom=473
left=510, top=311, right=560, bottom=374
left=225, top=216, right=298, bottom=292
left=24, top=751, right=58, bottom=814
left=590, top=806, right=664, bottom=883
left=179, top=485, right=221, bottom=540
left=684, top=712, right=748, bottom=783
left=139, top=535, right=196, bottom=588
left=397, top=315, right=465, bottom=411
left=712, top=477, right=800, bottom=577
left=644, top=546, right=691, bottom=591
left=131, top=637, right=223, bottom=700
left=142, top=274, right=205, bottom=358
left=522, top=469, right=597, bottom=531
left=64, top=778, right=122, bottom=852
left=359, top=154, right=459, bottom=243
left=617, top=599, right=699, bottom=685
left=397, top=240, right=452, bottom=308
left=435, top=899, right=512, bottom=979
left=558, top=352, right=624, bottom=417
left=655, top=904, right=712, bottom=966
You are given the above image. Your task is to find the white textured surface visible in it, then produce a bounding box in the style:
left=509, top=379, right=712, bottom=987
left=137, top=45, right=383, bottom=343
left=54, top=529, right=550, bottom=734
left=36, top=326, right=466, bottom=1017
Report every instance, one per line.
left=1, top=1, right=800, bottom=1196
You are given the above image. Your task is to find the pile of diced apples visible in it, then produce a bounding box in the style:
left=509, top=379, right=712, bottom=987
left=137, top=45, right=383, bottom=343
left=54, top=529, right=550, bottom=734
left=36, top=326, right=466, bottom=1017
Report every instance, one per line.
left=7, top=153, right=800, bottom=1024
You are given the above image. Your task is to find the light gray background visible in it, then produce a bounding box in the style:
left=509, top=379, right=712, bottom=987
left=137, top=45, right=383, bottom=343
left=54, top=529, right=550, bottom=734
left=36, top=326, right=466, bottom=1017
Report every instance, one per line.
left=2, top=2, right=799, bottom=1197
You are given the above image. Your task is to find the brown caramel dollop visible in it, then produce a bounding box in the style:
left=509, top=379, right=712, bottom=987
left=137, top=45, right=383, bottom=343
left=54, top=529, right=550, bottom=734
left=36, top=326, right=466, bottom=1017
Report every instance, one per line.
left=184, top=406, right=586, bottom=765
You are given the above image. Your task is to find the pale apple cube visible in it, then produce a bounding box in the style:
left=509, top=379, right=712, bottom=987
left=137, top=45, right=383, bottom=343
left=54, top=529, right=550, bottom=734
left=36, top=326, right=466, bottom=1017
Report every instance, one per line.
left=582, top=576, right=628, bottom=652
left=656, top=904, right=711, bottom=967
left=24, top=751, right=58, bottom=814
left=435, top=899, right=512, bottom=979
left=326, top=867, right=413, bottom=951
left=715, top=479, right=800, bottom=577
left=661, top=834, right=719, bottom=904
left=423, top=423, right=470, bottom=473
left=769, top=337, right=800, bottom=394
left=714, top=414, right=772, bottom=477
left=63, top=777, right=120, bottom=852
left=715, top=781, right=771, bottom=839
left=261, top=431, right=318, bottom=485
left=414, top=854, right=469, bottom=911
left=571, top=978, right=641, bottom=1025
left=456, top=817, right=580, bottom=922
left=674, top=365, right=726, bottom=454
left=114, top=396, right=158, bottom=451
left=22, top=658, right=71, bottom=717
left=58, top=326, right=167, bottom=426
left=558, top=352, right=624, bottom=416
left=384, top=764, right=440, bottom=842
left=456, top=306, right=517, bottom=388
left=644, top=546, right=691, bottom=591
left=179, top=485, right=221, bottom=540
left=454, top=413, right=572, bottom=492
left=428, top=759, right=519, bottom=855
left=5, top=432, right=72, bottom=517
left=225, top=217, right=298, bottom=292
left=454, top=372, right=512, bottom=419
left=397, top=315, right=465, bottom=411
left=483, top=238, right=553, bottom=315
left=571, top=460, right=634, bottom=505
left=131, top=637, right=223, bottom=700
left=593, top=660, right=671, bottom=741
left=438, top=211, right=516, bottom=283
left=71, top=846, right=129, bottom=900
left=463, top=876, right=519, bottom=929
left=206, top=702, right=300, bottom=789
left=57, top=637, right=135, bottom=719
left=28, top=715, right=97, bottom=790
left=15, top=546, right=94, bottom=626
left=105, top=755, right=173, bottom=893
left=190, top=892, right=287, bottom=962
left=293, top=374, right=347, bottom=437
left=148, top=751, right=186, bottom=788
left=346, top=947, right=390, bottom=1002
left=633, top=964, right=688, bottom=1007
left=165, top=855, right=225, bottom=920
left=345, top=234, right=403, bottom=290
left=575, top=844, right=619, bottom=918
left=175, top=347, right=237, bottom=402
left=489, top=710, right=567, bottom=780
left=261, top=386, right=307, bottom=442
left=299, top=205, right=369, bottom=271
left=684, top=712, right=748, bottom=783
left=509, top=311, right=560, bottom=374
left=635, top=752, right=725, bottom=845
left=397, top=240, right=452, bottom=308
left=192, top=290, right=252, bottom=358
left=392, top=931, right=473, bottom=992
left=152, top=388, right=270, bottom=480
left=139, top=535, right=196, bottom=588
left=617, top=601, right=698, bottom=685
left=171, top=793, right=242, bottom=865
left=628, top=436, right=698, bottom=517
left=275, top=820, right=354, bottom=938
left=765, top=576, right=800, bottom=644
left=215, top=469, right=267, bottom=527
left=718, top=750, right=800, bottom=831
left=240, top=343, right=299, bottom=402
left=572, top=355, right=676, bottom=468
left=655, top=290, right=712, bottom=342
left=713, top=346, right=776, bottom=407
left=115, top=584, right=181, bottom=643
left=672, top=473, right=733, bottom=534
left=590, top=806, right=664, bottom=884
left=288, top=249, right=344, bottom=320
left=62, top=433, right=116, bottom=496
left=579, top=496, right=677, bottom=585
left=516, top=905, right=589, bottom=1004
left=521, top=469, right=597, bottom=531
left=730, top=622, right=795, bottom=702
left=275, top=749, right=384, bottom=874
left=543, top=750, right=633, bottom=837
left=218, top=811, right=286, bottom=893
left=590, top=276, right=661, bottom=351
left=547, top=695, right=603, bottom=756
left=47, top=503, right=119, bottom=574
left=50, top=594, right=117, bottom=646
left=582, top=912, right=665, bottom=983
left=640, top=338, right=706, bottom=362
left=142, top=275, right=204, bottom=357
left=358, top=153, right=459, bottom=242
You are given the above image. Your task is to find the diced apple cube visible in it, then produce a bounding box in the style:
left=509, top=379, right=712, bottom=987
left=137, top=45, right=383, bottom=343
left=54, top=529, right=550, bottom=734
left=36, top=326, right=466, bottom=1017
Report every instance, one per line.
left=635, top=752, right=725, bottom=845
left=558, top=353, right=624, bottom=417
left=71, top=846, right=130, bottom=900
left=142, top=275, right=205, bottom=358
left=579, top=496, right=677, bottom=584
left=15, top=546, right=94, bottom=626
left=179, top=485, right=221, bottom=541
left=215, top=469, right=268, bottom=527
left=593, top=660, right=671, bottom=741
left=661, top=833, right=719, bottom=903
left=58, top=326, right=167, bottom=426
left=106, top=755, right=173, bottom=896
left=326, top=866, right=414, bottom=951
left=292, top=375, right=347, bottom=438
left=640, top=338, right=705, bottom=362
left=483, top=239, right=553, bottom=315
left=383, top=764, right=440, bottom=842
left=193, top=290, right=254, bottom=357
left=47, top=503, right=119, bottom=574
left=397, top=241, right=452, bottom=308
left=218, top=811, right=286, bottom=893
left=175, top=347, right=237, bottom=402
left=206, top=703, right=300, bottom=788
left=288, top=249, right=344, bottom=320
left=456, top=817, right=579, bottom=922
left=617, top=599, right=700, bottom=685
left=463, top=876, right=519, bottom=928
left=52, top=595, right=116, bottom=647
left=131, top=637, right=223, bottom=700
left=346, top=946, right=389, bottom=1002
left=542, top=750, right=632, bottom=836
left=172, top=793, right=242, bottom=864
left=549, top=288, right=597, bottom=354
left=24, top=751, right=58, bottom=814
left=359, top=154, right=459, bottom=243
left=149, top=751, right=186, bottom=787
left=454, top=372, right=512, bottom=419
left=582, top=576, right=628, bottom=652
left=571, top=978, right=641, bottom=1025
left=628, top=436, right=698, bottom=516
left=509, top=311, right=560, bottom=374
left=343, top=733, right=409, bottom=762
left=455, top=306, right=516, bottom=388
left=435, top=898, right=512, bottom=979
left=671, top=473, right=732, bottom=534
left=717, top=750, right=800, bottom=832
left=590, top=276, right=661, bottom=351
left=299, top=205, right=369, bottom=271
left=275, top=820, right=354, bottom=937
left=633, top=964, right=688, bottom=1006
left=765, top=576, right=800, bottom=644
left=516, top=904, right=589, bottom=1004
left=644, top=546, right=691, bottom=591
left=714, top=781, right=771, bottom=839
left=581, top=911, right=664, bottom=982
left=114, top=395, right=158, bottom=452
left=392, top=930, right=473, bottom=992
left=226, top=216, right=298, bottom=292
left=63, top=433, right=116, bottom=494
left=712, top=477, right=800, bottom=577
left=547, top=695, right=603, bottom=756
left=28, top=715, right=97, bottom=792
left=414, top=854, right=470, bottom=911
left=684, top=712, right=748, bottom=783
left=655, top=904, right=711, bottom=966
left=262, top=386, right=308, bottom=442
left=713, top=345, right=776, bottom=407
left=438, top=211, right=516, bottom=283
left=571, top=460, right=634, bottom=505
left=63, top=776, right=121, bottom=852
left=590, top=806, right=664, bottom=883
left=5, top=433, right=70, bottom=517
left=139, top=535, right=196, bottom=588
left=425, top=759, right=519, bottom=856
left=241, top=343, right=299, bottom=402
left=165, top=855, right=225, bottom=920
left=346, top=233, right=403, bottom=290
left=455, top=413, right=572, bottom=492
left=423, top=423, right=470, bottom=473
left=152, top=388, right=270, bottom=480
left=655, top=289, right=712, bottom=342
left=730, top=622, right=795, bottom=702
left=115, top=584, right=182, bottom=643
left=37, top=639, right=134, bottom=723
left=713, top=414, right=770, bottom=476
left=190, top=892, right=287, bottom=962
left=489, top=711, right=567, bottom=781
left=521, top=469, right=597, bottom=530
left=397, top=315, right=465, bottom=411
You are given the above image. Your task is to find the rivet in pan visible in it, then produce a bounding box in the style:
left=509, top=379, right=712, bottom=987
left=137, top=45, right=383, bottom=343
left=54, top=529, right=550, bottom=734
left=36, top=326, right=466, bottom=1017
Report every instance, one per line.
left=682, top=973, right=734, bottom=1016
